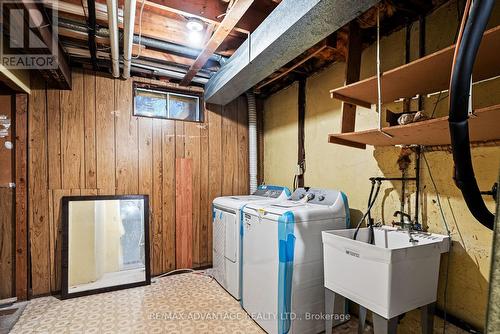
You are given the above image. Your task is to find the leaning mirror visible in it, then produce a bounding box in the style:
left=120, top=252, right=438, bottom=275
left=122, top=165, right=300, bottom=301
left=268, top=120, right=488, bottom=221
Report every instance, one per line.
left=61, top=195, right=150, bottom=298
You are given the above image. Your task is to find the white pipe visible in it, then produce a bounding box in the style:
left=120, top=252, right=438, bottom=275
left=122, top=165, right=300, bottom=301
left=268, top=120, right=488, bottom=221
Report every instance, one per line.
left=106, top=0, right=119, bottom=78
left=246, top=91, right=258, bottom=194
left=122, top=0, right=137, bottom=78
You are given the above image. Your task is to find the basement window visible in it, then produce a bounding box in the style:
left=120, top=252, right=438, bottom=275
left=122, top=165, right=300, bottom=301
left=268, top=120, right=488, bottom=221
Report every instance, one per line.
left=133, top=83, right=203, bottom=122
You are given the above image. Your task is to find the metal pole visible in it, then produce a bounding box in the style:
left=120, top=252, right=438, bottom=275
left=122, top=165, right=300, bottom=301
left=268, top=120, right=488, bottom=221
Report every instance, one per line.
left=415, top=146, right=421, bottom=224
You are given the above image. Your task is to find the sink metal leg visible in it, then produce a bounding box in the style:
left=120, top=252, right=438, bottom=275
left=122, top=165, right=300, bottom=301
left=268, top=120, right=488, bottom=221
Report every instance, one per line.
left=325, top=288, right=334, bottom=334
left=324, top=288, right=346, bottom=334
left=358, top=305, right=367, bottom=334
left=373, top=312, right=398, bottom=334
left=420, top=302, right=435, bottom=334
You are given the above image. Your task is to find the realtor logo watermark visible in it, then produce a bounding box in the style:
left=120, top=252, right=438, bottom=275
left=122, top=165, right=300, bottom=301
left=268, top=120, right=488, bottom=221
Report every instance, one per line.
left=0, top=0, right=59, bottom=69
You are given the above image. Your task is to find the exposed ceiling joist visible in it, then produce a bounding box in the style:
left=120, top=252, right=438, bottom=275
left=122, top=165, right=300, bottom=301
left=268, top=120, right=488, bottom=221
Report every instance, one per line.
left=180, top=0, right=254, bottom=86
left=21, top=0, right=72, bottom=88
left=255, top=40, right=332, bottom=91
left=142, top=0, right=249, bottom=35
left=42, top=0, right=115, bottom=22
left=204, top=0, right=379, bottom=105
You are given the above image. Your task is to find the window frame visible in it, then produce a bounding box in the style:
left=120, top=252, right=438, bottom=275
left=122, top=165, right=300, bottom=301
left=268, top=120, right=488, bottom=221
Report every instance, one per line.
left=132, top=82, right=204, bottom=123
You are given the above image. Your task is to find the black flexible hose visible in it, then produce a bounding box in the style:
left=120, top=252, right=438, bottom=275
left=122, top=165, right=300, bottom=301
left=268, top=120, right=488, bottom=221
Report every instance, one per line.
left=449, top=0, right=495, bottom=229
left=366, top=180, right=376, bottom=223
left=366, top=181, right=376, bottom=244
left=353, top=181, right=381, bottom=241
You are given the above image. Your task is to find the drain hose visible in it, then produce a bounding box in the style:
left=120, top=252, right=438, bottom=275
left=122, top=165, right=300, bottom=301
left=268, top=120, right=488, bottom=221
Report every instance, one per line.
left=449, top=0, right=495, bottom=229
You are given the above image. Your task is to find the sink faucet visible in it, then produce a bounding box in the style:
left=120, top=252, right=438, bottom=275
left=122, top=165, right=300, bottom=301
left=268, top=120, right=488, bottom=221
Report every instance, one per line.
left=392, top=211, right=419, bottom=243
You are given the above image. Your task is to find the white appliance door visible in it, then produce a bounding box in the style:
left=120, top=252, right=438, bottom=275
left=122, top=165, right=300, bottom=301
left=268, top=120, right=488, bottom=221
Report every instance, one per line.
left=242, top=214, right=279, bottom=334
left=224, top=211, right=238, bottom=263
left=212, top=208, right=225, bottom=286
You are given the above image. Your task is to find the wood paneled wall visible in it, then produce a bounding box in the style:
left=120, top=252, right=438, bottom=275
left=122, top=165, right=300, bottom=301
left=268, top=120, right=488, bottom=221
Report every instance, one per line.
left=0, top=95, right=14, bottom=299
left=0, top=188, right=14, bottom=299
left=27, top=69, right=249, bottom=296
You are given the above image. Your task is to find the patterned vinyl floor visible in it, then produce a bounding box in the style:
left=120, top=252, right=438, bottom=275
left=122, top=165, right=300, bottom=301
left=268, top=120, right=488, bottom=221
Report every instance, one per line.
left=11, top=273, right=264, bottom=334
left=10, top=272, right=465, bottom=334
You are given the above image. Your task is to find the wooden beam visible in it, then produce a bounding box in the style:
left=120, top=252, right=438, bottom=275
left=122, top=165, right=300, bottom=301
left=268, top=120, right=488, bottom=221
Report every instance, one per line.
left=180, top=0, right=254, bottom=86
left=142, top=1, right=249, bottom=35
left=328, top=135, right=366, bottom=149
left=255, top=42, right=327, bottom=91
left=15, top=94, right=29, bottom=300
left=20, top=0, right=72, bottom=88
left=132, top=47, right=195, bottom=67
left=330, top=92, right=371, bottom=109
left=341, top=21, right=362, bottom=133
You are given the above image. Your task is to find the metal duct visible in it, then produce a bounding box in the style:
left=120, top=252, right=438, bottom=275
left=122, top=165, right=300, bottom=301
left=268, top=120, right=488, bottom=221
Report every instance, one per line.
left=122, top=0, right=137, bottom=78
left=58, top=19, right=227, bottom=66
left=246, top=91, right=258, bottom=193
left=65, top=46, right=210, bottom=84
left=130, top=62, right=209, bottom=84
left=106, top=0, right=119, bottom=77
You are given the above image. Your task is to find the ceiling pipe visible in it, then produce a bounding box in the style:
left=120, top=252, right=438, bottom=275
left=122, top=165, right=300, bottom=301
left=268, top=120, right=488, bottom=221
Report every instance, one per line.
left=66, top=53, right=210, bottom=84
left=86, top=0, right=98, bottom=71
left=122, top=0, right=137, bottom=78
left=106, top=0, right=120, bottom=77
left=58, top=19, right=227, bottom=66
left=130, top=62, right=209, bottom=84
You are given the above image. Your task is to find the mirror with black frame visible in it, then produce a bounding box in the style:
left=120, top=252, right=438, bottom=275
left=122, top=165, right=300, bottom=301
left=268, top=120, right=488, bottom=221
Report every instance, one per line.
left=61, top=195, right=150, bottom=299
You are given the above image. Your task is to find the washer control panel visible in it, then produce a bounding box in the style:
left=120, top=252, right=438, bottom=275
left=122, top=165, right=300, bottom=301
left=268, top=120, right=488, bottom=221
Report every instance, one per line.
left=252, top=185, right=289, bottom=199
left=291, top=188, right=343, bottom=206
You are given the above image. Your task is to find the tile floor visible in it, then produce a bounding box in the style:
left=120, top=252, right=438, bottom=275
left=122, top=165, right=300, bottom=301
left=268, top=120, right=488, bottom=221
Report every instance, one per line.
left=10, top=273, right=465, bottom=334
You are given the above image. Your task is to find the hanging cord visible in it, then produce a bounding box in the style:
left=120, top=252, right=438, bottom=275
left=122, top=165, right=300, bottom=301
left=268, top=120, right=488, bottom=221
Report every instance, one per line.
left=422, top=153, right=452, bottom=334
left=353, top=180, right=382, bottom=241
left=132, top=0, right=146, bottom=59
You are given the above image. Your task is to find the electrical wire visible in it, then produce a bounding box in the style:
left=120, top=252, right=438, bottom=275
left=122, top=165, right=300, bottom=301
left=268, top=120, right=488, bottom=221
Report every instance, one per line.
left=132, top=0, right=146, bottom=59
left=422, top=152, right=452, bottom=334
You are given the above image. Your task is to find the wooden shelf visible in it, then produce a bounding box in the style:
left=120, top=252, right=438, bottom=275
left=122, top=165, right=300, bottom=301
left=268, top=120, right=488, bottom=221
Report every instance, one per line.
left=328, top=104, right=500, bottom=148
left=329, top=26, right=500, bottom=107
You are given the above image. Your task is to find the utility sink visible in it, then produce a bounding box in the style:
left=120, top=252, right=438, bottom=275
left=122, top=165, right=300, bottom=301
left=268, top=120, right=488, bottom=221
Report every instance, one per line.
left=322, top=226, right=450, bottom=319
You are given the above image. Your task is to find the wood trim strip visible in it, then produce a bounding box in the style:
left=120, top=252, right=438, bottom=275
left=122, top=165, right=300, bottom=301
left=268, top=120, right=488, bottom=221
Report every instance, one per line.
left=175, top=158, right=193, bottom=269
left=15, top=94, right=28, bottom=300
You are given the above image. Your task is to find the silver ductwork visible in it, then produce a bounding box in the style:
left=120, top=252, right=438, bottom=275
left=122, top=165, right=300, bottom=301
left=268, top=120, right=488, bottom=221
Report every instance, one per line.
left=58, top=19, right=227, bottom=66
left=246, top=91, right=258, bottom=194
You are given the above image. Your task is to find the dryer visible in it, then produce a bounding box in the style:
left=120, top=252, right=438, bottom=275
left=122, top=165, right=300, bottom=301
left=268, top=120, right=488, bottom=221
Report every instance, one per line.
left=241, top=188, right=349, bottom=334
left=212, top=185, right=291, bottom=300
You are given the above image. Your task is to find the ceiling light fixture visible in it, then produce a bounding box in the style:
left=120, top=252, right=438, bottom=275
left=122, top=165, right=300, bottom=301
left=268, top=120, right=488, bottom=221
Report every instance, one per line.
left=186, top=17, right=204, bottom=32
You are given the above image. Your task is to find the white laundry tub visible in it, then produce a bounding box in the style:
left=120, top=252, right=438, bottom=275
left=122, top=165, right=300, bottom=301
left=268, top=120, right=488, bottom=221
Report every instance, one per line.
left=322, top=227, right=450, bottom=319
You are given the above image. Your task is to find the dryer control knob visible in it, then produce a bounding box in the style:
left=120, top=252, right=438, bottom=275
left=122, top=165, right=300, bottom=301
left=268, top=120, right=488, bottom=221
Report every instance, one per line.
left=318, top=195, right=325, bottom=201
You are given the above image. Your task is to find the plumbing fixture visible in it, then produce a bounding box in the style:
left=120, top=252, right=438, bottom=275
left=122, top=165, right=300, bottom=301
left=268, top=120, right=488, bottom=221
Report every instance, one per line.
left=392, top=210, right=422, bottom=243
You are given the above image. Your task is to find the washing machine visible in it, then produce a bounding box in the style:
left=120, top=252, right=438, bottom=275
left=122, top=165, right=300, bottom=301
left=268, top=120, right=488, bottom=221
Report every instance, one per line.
left=212, top=185, right=291, bottom=300
left=241, top=188, right=349, bottom=334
